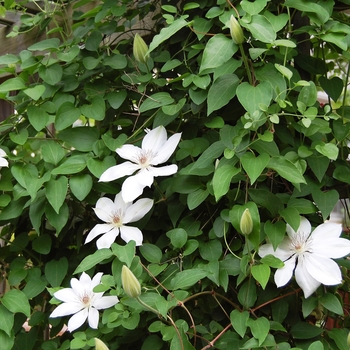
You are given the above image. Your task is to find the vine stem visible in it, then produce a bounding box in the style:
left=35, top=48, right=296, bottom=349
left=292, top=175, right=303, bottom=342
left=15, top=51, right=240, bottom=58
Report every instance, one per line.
left=239, top=43, right=253, bottom=85
left=201, top=323, right=232, bottom=350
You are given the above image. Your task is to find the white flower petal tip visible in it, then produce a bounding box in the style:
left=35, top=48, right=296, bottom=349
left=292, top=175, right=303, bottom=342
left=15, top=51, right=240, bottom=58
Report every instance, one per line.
left=86, top=193, right=153, bottom=249
left=258, top=216, right=350, bottom=298
left=100, top=126, right=181, bottom=202
left=0, top=149, right=8, bottom=168
left=49, top=272, right=119, bottom=332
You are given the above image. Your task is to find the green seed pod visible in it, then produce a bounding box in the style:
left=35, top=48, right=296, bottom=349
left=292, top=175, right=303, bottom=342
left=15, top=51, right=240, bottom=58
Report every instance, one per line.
left=240, top=208, right=253, bottom=235
left=133, top=33, right=150, bottom=64
left=229, top=15, right=244, bottom=45
left=121, top=265, right=141, bottom=298
left=95, top=338, right=109, bottom=350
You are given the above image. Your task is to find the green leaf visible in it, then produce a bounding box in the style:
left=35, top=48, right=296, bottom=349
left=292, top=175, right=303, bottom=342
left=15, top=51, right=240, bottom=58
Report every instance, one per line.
left=308, top=341, right=324, bottom=350
left=51, top=156, right=86, bottom=175
left=38, top=63, right=63, bottom=85
left=328, top=328, right=349, bottom=350
left=0, top=198, right=27, bottom=221
left=28, top=38, right=60, bottom=51
left=69, top=174, right=93, bottom=201
left=148, top=17, right=189, bottom=54
left=0, top=305, right=14, bottom=336
left=32, top=234, right=52, bottom=255
left=279, top=207, right=300, bottom=232
left=302, top=296, right=318, bottom=318
left=200, top=34, right=238, bottom=73
left=45, top=257, right=68, bottom=287
left=312, top=189, right=339, bottom=221
left=207, top=74, right=239, bottom=115
left=23, top=85, right=46, bottom=101
left=247, top=316, right=270, bottom=346
left=264, top=220, right=286, bottom=250
left=139, top=243, right=162, bottom=263
left=241, top=152, right=270, bottom=185
left=167, top=228, right=187, bottom=249
left=0, top=330, right=14, bottom=350
left=107, top=91, right=127, bottom=109
left=0, top=77, right=25, bottom=93
left=230, top=309, right=249, bottom=338
left=212, top=164, right=240, bottom=201
left=56, top=45, right=80, bottom=62
left=170, top=269, right=208, bottom=290
left=55, top=102, right=81, bottom=130
left=236, top=82, right=272, bottom=116
left=251, top=264, right=270, bottom=289
left=333, top=164, right=350, bottom=184
left=139, top=92, right=174, bottom=113
left=45, top=176, right=68, bottom=214
left=290, top=322, right=323, bottom=339
left=41, top=140, right=65, bottom=165
left=85, top=30, right=103, bottom=51
left=243, top=15, right=276, bottom=43
left=315, top=142, right=338, bottom=161
left=238, top=279, right=257, bottom=309
left=321, top=33, right=348, bottom=51
left=59, top=126, right=99, bottom=152
left=308, top=156, right=329, bottom=182
left=87, top=156, right=116, bottom=178
left=111, top=240, right=136, bottom=267
left=268, top=156, right=306, bottom=184
left=241, top=0, right=268, bottom=15
left=162, top=97, right=186, bottom=116
left=319, top=76, right=343, bottom=102
left=260, top=254, right=284, bottom=269
left=187, top=188, right=209, bottom=210
left=319, top=293, right=343, bottom=315
left=23, top=277, right=47, bottom=298
left=81, top=95, right=105, bottom=121
left=2, top=289, right=30, bottom=316
left=199, top=240, right=222, bottom=261
left=103, top=54, right=127, bottom=70
left=298, top=81, right=317, bottom=107
left=45, top=202, right=69, bottom=234
left=9, top=128, right=28, bottom=145
left=74, top=249, right=113, bottom=274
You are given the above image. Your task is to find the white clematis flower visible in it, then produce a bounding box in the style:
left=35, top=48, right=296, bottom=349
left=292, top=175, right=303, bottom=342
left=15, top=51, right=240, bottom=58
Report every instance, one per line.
left=85, top=193, right=153, bottom=249
left=0, top=148, right=9, bottom=168
left=259, top=217, right=350, bottom=298
left=99, top=125, right=181, bottom=202
left=49, top=272, right=119, bottom=332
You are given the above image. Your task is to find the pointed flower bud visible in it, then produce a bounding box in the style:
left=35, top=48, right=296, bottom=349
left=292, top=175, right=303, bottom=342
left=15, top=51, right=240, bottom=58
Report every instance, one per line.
left=133, top=33, right=149, bottom=64
left=121, top=265, right=141, bottom=298
left=240, top=208, right=253, bottom=235
left=229, top=15, right=244, bottom=45
left=95, top=338, right=109, bottom=350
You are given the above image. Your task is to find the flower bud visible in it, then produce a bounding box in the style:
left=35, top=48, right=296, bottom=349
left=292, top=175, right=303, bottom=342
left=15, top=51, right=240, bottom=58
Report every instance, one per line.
left=133, top=33, right=149, bottom=64
left=121, top=265, right=141, bottom=298
left=347, top=331, right=350, bottom=349
left=240, top=208, right=253, bottom=235
left=229, top=15, right=244, bottom=45
left=95, top=338, right=109, bottom=350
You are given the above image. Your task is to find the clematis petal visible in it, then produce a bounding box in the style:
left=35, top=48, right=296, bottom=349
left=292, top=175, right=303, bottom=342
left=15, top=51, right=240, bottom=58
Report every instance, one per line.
left=94, top=197, right=115, bottom=222
left=286, top=217, right=311, bottom=240
left=274, top=255, right=296, bottom=287
left=149, top=164, right=178, bottom=177
left=0, top=149, right=6, bottom=157
left=96, top=228, right=120, bottom=249
left=151, top=132, right=182, bottom=165
left=304, top=254, right=342, bottom=286
left=311, top=222, right=342, bottom=240
left=0, top=158, right=8, bottom=167
left=294, top=257, right=321, bottom=298
left=91, top=272, right=103, bottom=287
left=121, top=175, right=146, bottom=203
left=124, top=198, right=153, bottom=224
left=142, top=126, right=167, bottom=152
left=85, top=224, right=114, bottom=244
left=312, top=237, right=350, bottom=259
left=136, top=168, right=154, bottom=187
left=99, top=162, right=140, bottom=182
left=50, top=301, right=83, bottom=318
left=87, top=307, right=99, bottom=329
left=67, top=308, right=89, bottom=332
left=120, top=225, right=143, bottom=246
left=116, top=144, right=141, bottom=163
left=259, top=238, right=294, bottom=262
left=113, top=192, right=130, bottom=213
left=93, top=295, right=119, bottom=309
left=54, top=288, right=80, bottom=303
left=78, top=272, right=94, bottom=292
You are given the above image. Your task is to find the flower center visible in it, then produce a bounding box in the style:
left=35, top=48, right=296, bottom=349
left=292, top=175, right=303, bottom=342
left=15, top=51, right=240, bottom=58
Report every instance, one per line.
left=81, top=292, right=92, bottom=307
left=137, top=150, right=154, bottom=168
left=291, top=231, right=312, bottom=255
left=110, top=210, right=123, bottom=228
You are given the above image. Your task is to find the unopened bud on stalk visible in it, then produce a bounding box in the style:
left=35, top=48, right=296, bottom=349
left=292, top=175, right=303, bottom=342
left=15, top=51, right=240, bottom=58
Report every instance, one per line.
left=347, top=331, right=350, bottom=348
left=229, top=15, right=244, bottom=45
left=240, top=208, right=253, bottom=235
left=121, top=265, right=141, bottom=298
left=133, top=33, right=150, bottom=64
left=95, top=338, right=109, bottom=350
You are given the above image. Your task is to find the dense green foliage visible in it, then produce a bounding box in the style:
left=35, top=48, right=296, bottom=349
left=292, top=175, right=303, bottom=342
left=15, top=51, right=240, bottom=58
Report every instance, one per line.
left=0, top=0, right=350, bottom=349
